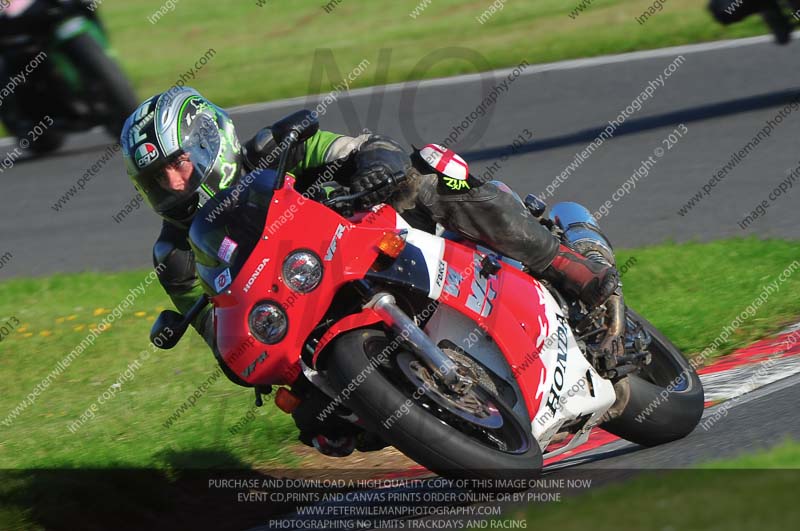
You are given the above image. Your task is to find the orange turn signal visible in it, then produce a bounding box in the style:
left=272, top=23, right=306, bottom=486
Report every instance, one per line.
left=275, top=387, right=302, bottom=413
left=377, top=231, right=406, bottom=258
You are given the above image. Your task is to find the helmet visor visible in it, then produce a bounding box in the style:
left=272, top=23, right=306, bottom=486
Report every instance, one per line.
left=180, top=112, right=221, bottom=179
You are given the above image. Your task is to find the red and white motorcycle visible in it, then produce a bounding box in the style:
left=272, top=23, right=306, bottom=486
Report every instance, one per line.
left=152, top=111, right=704, bottom=478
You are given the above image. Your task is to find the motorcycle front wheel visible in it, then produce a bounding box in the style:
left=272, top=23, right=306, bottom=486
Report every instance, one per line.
left=325, top=329, right=542, bottom=479
left=60, top=33, right=138, bottom=139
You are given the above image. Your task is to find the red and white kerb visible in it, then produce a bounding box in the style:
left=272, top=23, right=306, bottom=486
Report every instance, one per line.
left=419, top=144, right=469, bottom=181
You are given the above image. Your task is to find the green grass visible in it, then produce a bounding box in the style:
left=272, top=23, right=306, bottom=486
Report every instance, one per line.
left=1, top=238, right=799, bottom=471
left=0, top=238, right=799, bottom=530
left=93, top=0, right=767, bottom=108
left=703, top=439, right=800, bottom=469
left=616, top=238, right=800, bottom=359
left=502, top=440, right=800, bottom=531
left=0, top=271, right=298, bottom=470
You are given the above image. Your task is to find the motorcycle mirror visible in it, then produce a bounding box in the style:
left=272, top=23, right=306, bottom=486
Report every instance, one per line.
left=271, top=109, right=319, bottom=146
left=524, top=193, right=547, bottom=218
left=150, top=310, right=188, bottom=349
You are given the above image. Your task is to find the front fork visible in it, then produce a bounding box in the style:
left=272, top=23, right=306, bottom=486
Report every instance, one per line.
left=365, top=292, right=474, bottom=395
left=50, top=16, right=111, bottom=92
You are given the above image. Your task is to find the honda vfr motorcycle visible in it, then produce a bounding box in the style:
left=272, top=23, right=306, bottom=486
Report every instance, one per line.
left=151, top=111, right=704, bottom=478
left=0, top=0, right=137, bottom=153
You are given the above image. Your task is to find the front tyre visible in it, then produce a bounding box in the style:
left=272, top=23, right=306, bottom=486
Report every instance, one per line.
left=601, top=309, right=704, bottom=446
left=60, top=33, right=138, bottom=139
left=27, top=130, right=66, bottom=155
left=325, top=329, right=542, bottom=479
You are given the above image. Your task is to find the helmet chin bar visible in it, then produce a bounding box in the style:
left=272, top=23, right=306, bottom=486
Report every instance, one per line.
left=161, top=193, right=199, bottom=227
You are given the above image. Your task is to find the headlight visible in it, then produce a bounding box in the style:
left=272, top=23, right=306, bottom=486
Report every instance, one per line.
left=282, top=250, right=322, bottom=293
left=248, top=302, right=288, bottom=344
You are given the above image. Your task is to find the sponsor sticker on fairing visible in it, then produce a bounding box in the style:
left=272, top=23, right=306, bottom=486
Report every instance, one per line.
left=217, top=236, right=238, bottom=263
left=215, top=268, right=232, bottom=292
left=435, top=260, right=447, bottom=291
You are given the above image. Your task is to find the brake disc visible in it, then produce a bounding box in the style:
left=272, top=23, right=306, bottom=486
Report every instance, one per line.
left=396, top=350, right=503, bottom=430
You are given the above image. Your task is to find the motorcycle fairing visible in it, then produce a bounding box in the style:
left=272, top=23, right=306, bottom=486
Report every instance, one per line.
left=212, top=182, right=392, bottom=386
left=363, top=210, right=446, bottom=300
left=209, top=180, right=617, bottom=446
left=408, top=213, right=616, bottom=449
left=527, top=283, right=616, bottom=449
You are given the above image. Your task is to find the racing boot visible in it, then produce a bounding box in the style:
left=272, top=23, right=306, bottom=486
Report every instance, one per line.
left=311, top=434, right=356, bottom=457
left=541, top=244, right=619, bottom=308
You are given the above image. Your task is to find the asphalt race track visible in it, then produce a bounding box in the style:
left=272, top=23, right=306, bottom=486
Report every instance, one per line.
left=2, top=34, right=800, bottom=279
left=558, top=372, right=800, bottom=470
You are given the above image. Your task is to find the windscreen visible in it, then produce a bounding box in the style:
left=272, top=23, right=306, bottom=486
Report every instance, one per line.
left=189, top=169, right=278, bottom=295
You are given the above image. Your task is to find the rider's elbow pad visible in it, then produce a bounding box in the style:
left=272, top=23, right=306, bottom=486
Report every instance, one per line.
left=153, top=239, right=197, bottom=294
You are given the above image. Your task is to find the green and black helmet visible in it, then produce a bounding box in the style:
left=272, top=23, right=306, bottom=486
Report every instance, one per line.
left=120, top=87, right=243, bottom=226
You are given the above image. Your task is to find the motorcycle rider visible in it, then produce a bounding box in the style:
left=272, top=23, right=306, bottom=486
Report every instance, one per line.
left=708, top=0, right=797, bottom=44
left=120, top=87, right=619, bottom=453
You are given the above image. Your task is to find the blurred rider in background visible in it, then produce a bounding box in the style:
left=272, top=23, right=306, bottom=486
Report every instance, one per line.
left=709, top=0, right=799, bottom=44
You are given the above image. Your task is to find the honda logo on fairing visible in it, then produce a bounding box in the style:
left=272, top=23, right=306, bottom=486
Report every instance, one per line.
left=243, top=258, right=270, bottom=293
left=324, top=224, right=346, bottom=261
left=545, top=314, right=570, bottom=416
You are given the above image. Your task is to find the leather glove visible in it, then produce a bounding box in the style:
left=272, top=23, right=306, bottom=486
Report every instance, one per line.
left=351, top=135, right=411, bottom=208
left=351, top=164, right=400, bottom=207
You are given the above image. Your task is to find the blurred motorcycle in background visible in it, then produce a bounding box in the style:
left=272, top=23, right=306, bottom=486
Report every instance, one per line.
left=709, top=0, right=800, bottom=45
left=0, top=0, right=137, bottom=154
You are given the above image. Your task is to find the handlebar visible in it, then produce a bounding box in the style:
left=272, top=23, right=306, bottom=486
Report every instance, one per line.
left=320, top=171, right=407, bottom=212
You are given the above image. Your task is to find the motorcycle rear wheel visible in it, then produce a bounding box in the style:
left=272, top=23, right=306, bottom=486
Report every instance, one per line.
left=325, top=329, right=542, bottom=479
left=600, top=309, right=704, bottom=446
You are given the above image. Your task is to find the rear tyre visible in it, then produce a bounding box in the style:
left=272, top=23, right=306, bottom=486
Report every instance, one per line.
left=326, top=329, right=542, bottom=479
left=601, top=309, right=704, bottom=446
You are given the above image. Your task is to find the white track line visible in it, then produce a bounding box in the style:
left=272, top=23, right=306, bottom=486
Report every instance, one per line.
left=706, top=369, right=800, bottom=410
left=701, top=354, right=800, bottom=403
left=2, top=32, right=788, bottom=150
left=226, top=32, right=793, bottom=116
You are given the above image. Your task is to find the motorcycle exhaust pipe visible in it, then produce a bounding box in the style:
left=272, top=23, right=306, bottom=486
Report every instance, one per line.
left=368, top=293, right=468, bottom=392
left=599, top=292, right=625, bottom=358
left=549, top=202, right=615, bottom=266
